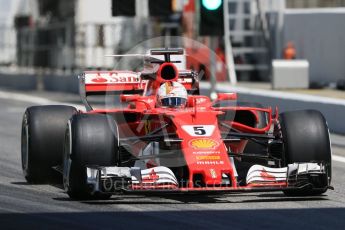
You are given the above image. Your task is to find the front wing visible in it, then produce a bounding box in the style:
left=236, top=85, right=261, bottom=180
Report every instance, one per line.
left=85, top=163, right=330, bottom=194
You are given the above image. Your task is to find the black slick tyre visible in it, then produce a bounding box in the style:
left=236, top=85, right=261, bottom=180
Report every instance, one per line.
left=63, top=114, right=119, bottom=200
left=21, top=105, right=77, bottom=183
left=279, top=110, right=332, bottom=196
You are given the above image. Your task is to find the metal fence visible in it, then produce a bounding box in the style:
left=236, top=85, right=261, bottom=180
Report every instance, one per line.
left=14, top=22, right=124, bottom=71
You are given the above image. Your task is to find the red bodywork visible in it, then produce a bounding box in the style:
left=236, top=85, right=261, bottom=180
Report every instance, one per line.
left=79, top=62, right=284, bottom=192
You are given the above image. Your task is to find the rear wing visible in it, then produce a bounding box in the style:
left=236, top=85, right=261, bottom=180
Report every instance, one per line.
left=80, top=71, right=145, bottom=95
left=79, top=71, right=146, bottom=111
left=79, top=69, right=200, bottom=111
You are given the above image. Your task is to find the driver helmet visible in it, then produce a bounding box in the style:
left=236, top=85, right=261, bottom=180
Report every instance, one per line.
left=157, top=81, right=188, bottom=108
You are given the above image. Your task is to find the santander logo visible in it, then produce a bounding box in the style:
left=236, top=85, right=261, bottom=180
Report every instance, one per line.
left=85, top=72, right=140, bottom=84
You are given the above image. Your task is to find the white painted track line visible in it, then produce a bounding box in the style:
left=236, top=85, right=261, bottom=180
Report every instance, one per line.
left=0, top=90, right=84, bottom=110
left=333, top=155, right=345, bottom=164
left=0, top=90, right=55, bottom=105
left=1, top=89, right=344, bottom=164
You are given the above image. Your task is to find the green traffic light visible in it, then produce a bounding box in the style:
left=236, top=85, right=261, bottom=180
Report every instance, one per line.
left=202, top=0, right=222, bottom=10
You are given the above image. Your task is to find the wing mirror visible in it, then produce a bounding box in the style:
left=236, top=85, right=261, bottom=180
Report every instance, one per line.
left=216, top=93, right=237, bottom=101
left=120, top=94, right=141, bottom=103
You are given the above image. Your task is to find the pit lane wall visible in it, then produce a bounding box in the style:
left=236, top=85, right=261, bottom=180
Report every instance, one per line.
left=0, top=72, right=79, bottom=93
left=0, top=72, right=344, bottom=134
left=200, top=82, right=345, bottom=135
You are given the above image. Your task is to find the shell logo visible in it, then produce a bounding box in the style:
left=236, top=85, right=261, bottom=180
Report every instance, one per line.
left=189, top=138, right=219, bottom=149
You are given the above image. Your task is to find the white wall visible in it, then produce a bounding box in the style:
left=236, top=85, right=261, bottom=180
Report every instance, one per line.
left=0, top=0, right=29, bottom=64
left=75, top=0, right=121, bottom=24
left=283, top=8, right=345, bottom=83
left=74, top=0, right=124, bottom=68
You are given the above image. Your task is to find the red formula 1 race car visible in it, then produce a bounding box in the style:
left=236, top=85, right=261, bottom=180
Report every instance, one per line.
left=21, top=48, right=333, bottom=200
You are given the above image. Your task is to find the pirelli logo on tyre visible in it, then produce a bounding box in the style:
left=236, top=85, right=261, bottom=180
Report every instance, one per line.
left=189, top=138, right=219, bottom=149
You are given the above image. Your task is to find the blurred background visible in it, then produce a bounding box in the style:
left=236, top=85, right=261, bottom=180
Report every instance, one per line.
left=0, top=0, right=344, bottom=82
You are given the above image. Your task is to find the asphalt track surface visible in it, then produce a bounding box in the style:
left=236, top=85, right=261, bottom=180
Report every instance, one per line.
left=0, top=90, right=345, bottom=230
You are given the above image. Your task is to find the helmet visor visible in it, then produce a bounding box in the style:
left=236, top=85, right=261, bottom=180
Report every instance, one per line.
left=161, top=97, right=187, bottom=107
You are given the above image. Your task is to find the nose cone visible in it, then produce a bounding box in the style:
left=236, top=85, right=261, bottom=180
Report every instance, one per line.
left=171, top=111, right=236, bottom=187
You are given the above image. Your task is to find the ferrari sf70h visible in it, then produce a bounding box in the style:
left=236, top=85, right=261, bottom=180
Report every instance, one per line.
left=21, top=48, right=333, bottom=199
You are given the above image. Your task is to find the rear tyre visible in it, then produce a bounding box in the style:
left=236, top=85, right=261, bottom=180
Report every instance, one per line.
left=21, top=106, right=77, bottom=184
left=63, top=114, right=118, bottom=200
left=279, top=110, right=332, bottom=196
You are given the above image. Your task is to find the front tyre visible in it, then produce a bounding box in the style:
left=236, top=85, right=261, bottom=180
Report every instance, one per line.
left=63, top=114, right=119, bottom=200
left=279, top=110, right=332, bottom=196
